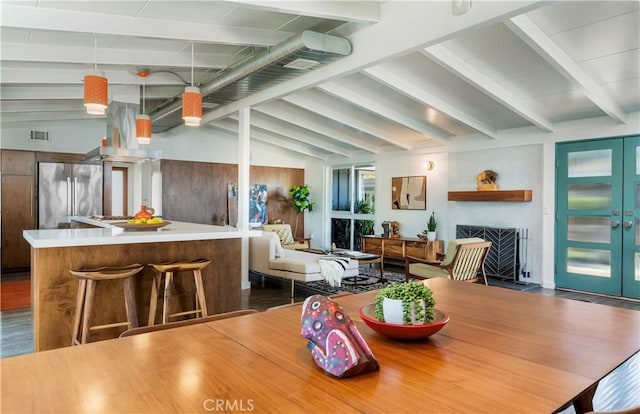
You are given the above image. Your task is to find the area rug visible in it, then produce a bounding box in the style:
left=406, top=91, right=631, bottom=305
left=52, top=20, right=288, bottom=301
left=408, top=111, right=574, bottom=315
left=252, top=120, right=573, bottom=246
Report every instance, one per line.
left=258, top=267, right=406, bottom=297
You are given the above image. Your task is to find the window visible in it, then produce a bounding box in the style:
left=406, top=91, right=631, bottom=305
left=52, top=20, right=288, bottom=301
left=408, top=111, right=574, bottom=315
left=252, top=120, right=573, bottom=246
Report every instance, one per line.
left=330, top=164, right=375, bottom=250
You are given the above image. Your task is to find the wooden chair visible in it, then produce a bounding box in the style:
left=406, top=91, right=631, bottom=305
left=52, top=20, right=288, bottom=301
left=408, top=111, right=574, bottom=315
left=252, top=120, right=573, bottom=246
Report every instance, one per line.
left=119, top=309, right=259, bottom=337
left=70, top=264, right=144, bottom=345
left=405, top=238, right=492, bottom=285
left=147, top=258, right=211, bottom=326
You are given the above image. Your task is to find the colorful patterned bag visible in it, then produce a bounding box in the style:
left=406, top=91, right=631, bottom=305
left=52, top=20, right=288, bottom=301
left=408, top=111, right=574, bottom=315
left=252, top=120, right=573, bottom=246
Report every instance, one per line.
left=300, top=295, right=379, bottom=378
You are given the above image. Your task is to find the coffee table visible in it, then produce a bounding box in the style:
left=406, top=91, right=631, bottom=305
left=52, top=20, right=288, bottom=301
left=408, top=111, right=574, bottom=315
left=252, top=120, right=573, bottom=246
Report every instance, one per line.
left=334, top=250, right=384, bottom=283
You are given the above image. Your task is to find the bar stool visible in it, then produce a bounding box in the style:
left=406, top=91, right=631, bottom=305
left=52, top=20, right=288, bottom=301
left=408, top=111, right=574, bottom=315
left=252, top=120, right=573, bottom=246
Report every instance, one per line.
left=70, top=264, right=144, bottom=346
left=147, top=258, right=211, bottom=326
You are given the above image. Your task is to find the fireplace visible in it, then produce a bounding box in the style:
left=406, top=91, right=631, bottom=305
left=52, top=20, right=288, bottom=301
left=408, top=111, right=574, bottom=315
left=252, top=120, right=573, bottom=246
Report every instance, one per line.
left=456, top=225, right=529, bottom=282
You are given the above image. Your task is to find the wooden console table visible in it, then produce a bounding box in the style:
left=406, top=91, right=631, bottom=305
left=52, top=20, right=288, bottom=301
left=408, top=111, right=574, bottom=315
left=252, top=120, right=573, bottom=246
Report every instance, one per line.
left=362, top=235, right=443, bottom=262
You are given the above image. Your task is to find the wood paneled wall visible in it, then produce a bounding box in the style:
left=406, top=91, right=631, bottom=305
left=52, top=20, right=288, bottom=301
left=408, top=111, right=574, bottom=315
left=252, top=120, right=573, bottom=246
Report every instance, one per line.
left=161, top=160, right=305, bottom=234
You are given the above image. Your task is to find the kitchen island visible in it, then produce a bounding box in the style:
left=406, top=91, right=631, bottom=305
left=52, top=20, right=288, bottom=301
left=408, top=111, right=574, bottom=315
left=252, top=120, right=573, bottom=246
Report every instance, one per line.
left=23, top=218, right=260, bottom=351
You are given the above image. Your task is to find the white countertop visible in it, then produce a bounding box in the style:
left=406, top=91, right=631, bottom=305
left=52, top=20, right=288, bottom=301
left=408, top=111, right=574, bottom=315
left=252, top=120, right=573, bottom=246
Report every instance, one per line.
left=24, top=217, right=261, bottom=248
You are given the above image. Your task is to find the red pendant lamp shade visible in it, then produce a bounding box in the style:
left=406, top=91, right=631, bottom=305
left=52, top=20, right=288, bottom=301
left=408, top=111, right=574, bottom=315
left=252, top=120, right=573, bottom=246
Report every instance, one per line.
left=182, top=86, right=202, bottom=127
left=136, top=115, right=152, bottom=144
left=84, top=70, right=108, bottom=115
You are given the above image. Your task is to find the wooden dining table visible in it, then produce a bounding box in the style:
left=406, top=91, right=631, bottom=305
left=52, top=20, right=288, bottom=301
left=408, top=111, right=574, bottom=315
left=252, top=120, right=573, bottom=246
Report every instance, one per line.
left=2, top=278, right=639, bottom=413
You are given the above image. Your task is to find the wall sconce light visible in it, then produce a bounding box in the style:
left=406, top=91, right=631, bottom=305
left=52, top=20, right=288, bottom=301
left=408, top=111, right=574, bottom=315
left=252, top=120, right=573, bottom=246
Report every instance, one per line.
left=424, top=161, right=435, bottom=171
left=136, top=70, right=152, bottom=144
left=182, top=42, right=202, bottom=127
left=84, top=35, right=108, bottom=115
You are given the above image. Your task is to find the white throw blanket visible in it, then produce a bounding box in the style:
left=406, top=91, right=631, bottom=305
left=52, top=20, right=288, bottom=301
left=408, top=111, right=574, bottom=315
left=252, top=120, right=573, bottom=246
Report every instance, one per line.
left=318, top=257, right=351, bottom=287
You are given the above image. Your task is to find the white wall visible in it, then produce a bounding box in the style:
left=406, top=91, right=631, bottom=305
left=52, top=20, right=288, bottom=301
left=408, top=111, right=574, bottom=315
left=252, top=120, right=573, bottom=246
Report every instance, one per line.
left=0, top=119, right=106, bottom=153
left=448, top=144, right=543, bottom=284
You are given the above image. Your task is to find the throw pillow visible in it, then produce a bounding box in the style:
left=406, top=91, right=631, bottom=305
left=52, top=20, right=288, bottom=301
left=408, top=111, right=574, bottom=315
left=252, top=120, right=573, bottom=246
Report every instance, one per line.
left=264, top=231, right=286, bottom=258
left=276, top=227, right=295, bottom=245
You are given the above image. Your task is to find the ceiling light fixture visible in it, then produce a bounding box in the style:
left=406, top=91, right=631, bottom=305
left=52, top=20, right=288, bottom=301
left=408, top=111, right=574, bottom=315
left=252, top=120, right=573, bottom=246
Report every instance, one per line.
left=84, top=34, right=108, bottom=115
left=182, top=42, right=202, bottom=127
left=136, top=70, right=152, bottom=144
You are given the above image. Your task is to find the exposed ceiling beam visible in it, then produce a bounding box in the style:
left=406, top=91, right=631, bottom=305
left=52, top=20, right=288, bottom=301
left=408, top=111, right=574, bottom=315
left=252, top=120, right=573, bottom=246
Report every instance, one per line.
left=282, top=92, right=413, bottom=150
left=316, top=82, right=452, bottom=145
left=1, top=111, right=98, bottom=123
left=1, top=85, right=83, bottom=100
left=254, top=101, right=381, bottom=154
left=0, top=68, right=185, bottom=86
left=422, top=44, right=554, bottom=132
left=506, top=15, right=627, bottom=124
left=1, top=43, right=239, bottom=69
left=201, top=1, right=541, bottom=123
left=363, top=66, right=498, bottom=139
left=0, top=100, right=80, bottom=112
left=211, top=120, right=327, bottom=160
left=1, top=4, right=293, bottom=47
left=223, top=1, right=381, bottom=23
left=229, top=113, right=354, bottom=157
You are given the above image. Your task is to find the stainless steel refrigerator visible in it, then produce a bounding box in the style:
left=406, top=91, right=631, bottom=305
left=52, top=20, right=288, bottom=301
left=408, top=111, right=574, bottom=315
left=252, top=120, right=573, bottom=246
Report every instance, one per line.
left=38, top=162, right=103, bottom=229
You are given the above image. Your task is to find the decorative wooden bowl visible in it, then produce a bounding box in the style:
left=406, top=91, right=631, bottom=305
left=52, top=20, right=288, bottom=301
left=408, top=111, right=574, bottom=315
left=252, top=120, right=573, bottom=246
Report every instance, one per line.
left=359, top=303, right=449, bottom=340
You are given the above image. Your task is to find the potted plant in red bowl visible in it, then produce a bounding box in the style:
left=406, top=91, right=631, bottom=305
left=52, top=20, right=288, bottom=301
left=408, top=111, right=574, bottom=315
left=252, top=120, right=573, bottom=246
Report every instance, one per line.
left=359, top=280, right=449, bottom=340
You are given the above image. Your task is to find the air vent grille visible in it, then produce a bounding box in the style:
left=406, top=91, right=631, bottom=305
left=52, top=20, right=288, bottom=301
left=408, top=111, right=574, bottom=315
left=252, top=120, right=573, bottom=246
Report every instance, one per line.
left=30, top=130, right=50, bottom=141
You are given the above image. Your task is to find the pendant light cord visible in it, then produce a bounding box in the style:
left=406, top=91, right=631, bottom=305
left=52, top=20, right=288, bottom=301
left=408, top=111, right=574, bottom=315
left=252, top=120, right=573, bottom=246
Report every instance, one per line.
left=142, top=79, right=146, bottom=115
left=191, top=42, right=194, bottom=87
left=94, top=34, right=98, bottom=70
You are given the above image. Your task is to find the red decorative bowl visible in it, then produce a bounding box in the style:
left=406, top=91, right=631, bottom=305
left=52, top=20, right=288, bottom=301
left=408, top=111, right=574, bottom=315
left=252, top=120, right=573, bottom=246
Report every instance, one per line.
left=359, top=303, right=449, bottom=340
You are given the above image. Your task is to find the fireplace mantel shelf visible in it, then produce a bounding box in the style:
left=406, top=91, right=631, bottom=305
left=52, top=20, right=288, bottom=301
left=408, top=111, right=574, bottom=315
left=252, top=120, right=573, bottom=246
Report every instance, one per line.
left=448, top=190, right=532, bottom=202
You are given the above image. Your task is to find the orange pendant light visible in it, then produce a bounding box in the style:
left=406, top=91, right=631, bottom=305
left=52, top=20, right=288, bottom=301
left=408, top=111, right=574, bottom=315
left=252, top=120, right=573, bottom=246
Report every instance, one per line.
left=136, top=115, right=152, bottom=144
left=182, top=42, right=202, bottom=127
left=136, top=71, right=152, bottom=144
left=182, top=86, right=202, bottom=127
left=84, top=35, right=108, bottom=115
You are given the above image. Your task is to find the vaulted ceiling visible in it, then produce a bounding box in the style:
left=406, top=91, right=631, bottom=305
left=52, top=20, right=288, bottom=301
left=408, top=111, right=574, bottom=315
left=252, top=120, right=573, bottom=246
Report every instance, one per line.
left=1, top=1, right=638, bottom=160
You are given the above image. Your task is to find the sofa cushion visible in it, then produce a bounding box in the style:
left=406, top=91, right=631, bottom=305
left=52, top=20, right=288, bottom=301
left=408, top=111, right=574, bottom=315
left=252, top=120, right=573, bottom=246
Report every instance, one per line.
left=269, top=250, right=358, bottom=274
left=408, top=263, right=449, bottom=279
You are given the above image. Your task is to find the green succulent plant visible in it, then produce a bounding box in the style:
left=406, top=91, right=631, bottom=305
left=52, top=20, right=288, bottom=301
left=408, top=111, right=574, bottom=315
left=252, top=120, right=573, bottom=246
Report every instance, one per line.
left=374, top=281, right=435, bottom=324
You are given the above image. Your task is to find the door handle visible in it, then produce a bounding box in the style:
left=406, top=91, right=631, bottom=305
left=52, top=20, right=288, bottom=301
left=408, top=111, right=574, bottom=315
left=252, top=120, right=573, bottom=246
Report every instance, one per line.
left=611, top=221, right=620, bottom=228
left=624, top=221, right=633, bottom=228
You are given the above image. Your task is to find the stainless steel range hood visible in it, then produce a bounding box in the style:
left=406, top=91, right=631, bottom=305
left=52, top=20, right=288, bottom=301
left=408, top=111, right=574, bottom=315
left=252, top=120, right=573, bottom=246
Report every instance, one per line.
left=86, top=101, right=161, bottom=162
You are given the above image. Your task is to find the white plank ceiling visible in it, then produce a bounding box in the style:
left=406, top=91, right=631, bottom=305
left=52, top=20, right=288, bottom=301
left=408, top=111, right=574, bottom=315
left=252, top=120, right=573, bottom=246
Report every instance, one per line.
left=1, top=1, right=638, bottom=159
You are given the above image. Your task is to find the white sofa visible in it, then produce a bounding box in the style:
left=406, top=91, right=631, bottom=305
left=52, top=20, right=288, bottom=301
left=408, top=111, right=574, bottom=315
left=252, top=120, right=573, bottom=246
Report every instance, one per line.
left=249, top=232, right=359, bottom=296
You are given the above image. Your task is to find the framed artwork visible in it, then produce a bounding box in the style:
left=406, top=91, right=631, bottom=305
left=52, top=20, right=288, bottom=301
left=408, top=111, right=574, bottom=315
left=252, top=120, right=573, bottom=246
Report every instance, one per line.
left=227, top=184, right=268, bottom=227
left=249, top=184, right=268, bottom=226
left=391, top=176, right=426, bottom=210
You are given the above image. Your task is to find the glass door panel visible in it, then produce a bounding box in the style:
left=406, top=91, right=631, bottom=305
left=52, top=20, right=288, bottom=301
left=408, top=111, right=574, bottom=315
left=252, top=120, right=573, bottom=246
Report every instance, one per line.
left=556, top=139, right=623, bottom=296
left=622, top=136, right=640, bottom=298
left=557, top=136, right=640, bottom=299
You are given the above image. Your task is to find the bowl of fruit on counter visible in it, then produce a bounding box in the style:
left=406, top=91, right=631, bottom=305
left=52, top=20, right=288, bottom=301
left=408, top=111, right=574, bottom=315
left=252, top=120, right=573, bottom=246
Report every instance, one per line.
left=111, top=205, right=170, bottom=231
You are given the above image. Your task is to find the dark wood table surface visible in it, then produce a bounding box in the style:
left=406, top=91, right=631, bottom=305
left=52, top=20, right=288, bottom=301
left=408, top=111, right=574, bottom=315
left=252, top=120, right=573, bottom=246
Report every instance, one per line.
left=2, top=278, right=638, bottom=413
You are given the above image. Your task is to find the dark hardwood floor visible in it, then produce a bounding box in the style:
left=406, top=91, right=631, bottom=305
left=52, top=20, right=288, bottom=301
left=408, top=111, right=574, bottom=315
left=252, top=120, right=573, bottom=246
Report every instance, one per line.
left=1, top=268, right=639, bottom=359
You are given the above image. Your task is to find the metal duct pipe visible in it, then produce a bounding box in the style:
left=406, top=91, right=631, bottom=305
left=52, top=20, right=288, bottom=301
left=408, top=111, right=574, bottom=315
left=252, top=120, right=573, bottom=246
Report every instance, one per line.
left=149, top=30, right=352, bottom=122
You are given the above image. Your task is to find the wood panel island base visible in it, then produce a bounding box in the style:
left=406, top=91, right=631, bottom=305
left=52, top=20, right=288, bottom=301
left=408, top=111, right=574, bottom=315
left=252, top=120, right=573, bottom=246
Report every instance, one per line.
left=24, top=220, right=259, bottom=351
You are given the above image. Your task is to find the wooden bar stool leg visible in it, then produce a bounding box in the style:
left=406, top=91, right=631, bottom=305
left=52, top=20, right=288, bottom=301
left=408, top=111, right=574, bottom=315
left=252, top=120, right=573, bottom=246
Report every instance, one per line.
left=193, top=269, right=208, bottom=317
left=71, top=278, right=87, bottom=346
left=148, top=272, right=160, bottom=326
left=123, top=276, right=139, bottom=329
left=162, top=271, right=173, bottom=324
left=81, top=279, right=97, bottom=344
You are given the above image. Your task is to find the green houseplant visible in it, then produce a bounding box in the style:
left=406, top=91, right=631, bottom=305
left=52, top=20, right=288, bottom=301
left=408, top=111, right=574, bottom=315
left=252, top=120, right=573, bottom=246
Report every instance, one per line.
left=425, top=211, right=437, bottom=241
left=374, top=281, right=435, bottom=325
left=289, top=184, right=314, bottom=238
